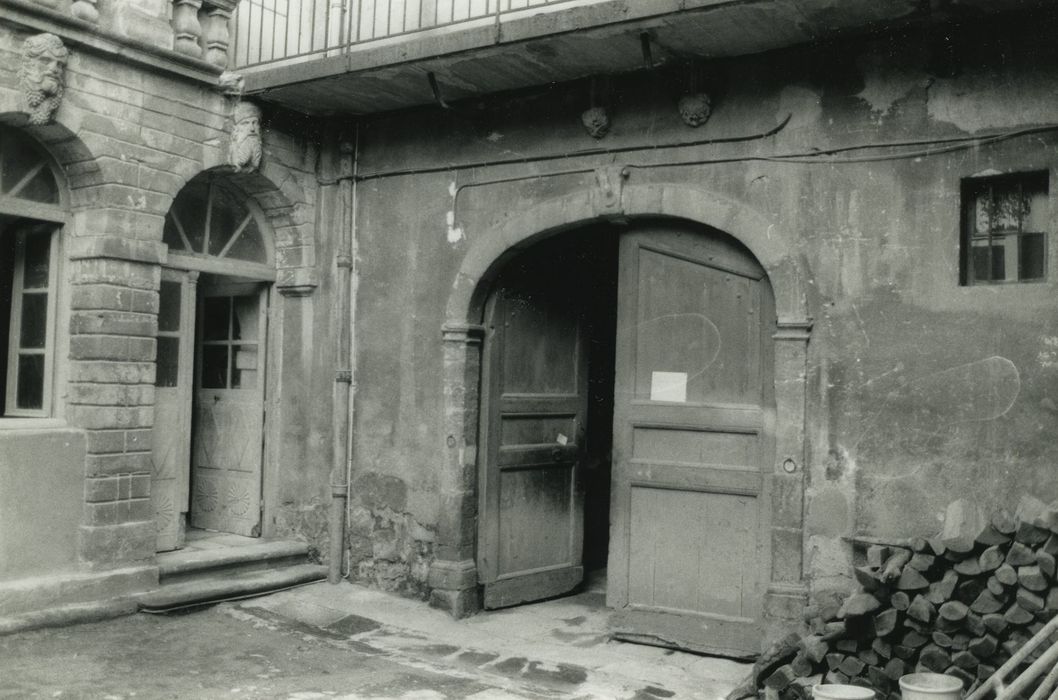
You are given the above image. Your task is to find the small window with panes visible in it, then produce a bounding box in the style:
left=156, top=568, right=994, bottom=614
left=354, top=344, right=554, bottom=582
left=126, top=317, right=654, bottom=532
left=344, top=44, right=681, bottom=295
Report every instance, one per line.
left=962, top=171, right=1049, bottom=285
left=0, top=126, right=64, bottom=417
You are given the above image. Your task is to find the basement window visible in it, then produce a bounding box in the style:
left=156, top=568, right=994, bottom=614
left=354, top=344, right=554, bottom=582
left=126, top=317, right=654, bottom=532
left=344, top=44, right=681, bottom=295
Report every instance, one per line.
left=962, top=171, right=1049, bottom=285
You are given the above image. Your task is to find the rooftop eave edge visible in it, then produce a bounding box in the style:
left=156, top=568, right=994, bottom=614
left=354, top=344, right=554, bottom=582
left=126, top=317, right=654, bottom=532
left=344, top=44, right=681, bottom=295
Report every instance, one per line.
left=0, top=0, right=223, bottom=86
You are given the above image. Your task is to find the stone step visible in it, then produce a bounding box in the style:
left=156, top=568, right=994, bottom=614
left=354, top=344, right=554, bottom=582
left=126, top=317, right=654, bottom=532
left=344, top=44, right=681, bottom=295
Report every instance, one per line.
left=157, top=539, right=311, bottom=584
left=138, top=564, right=328, bottom=612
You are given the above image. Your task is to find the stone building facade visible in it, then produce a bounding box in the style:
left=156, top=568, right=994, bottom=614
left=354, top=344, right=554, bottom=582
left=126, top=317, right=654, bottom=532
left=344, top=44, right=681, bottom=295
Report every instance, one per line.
left=0, top=1, right=333, bottom=622
left=1, top=0, right=1057, bottom=656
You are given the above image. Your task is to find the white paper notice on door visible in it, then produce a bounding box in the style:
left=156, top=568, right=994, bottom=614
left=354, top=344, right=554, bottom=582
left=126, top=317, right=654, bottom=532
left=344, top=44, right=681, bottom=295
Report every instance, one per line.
left=650, top=371, right=688, bottom=403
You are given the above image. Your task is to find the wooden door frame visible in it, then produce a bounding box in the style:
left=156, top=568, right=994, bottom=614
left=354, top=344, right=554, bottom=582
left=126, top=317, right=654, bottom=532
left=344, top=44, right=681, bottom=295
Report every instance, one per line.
left=191, top=281, right=270, bottom=536
left=432, top=182, right=812, bottom=647
left=153, top=265, right=279, bottom=541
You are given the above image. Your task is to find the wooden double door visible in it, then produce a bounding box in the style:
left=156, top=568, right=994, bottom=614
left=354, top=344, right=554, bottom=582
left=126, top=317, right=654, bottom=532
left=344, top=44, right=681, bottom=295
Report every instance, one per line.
left=151, top=273, right=269, bottom=550
left=478, top=222, right=775, bottom=658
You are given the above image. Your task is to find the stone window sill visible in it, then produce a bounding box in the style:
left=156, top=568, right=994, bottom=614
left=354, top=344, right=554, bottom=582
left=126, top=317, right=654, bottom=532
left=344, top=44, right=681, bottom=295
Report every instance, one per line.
left=0, top=417, right=70, bottom=431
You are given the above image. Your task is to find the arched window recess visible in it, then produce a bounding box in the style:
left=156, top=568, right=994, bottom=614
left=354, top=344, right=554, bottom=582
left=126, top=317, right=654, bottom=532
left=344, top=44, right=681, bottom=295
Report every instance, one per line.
left=0, top=125, right=65, bottom=223
left=0, top=125, right=66, bottom=418
left=163, top=173, right=274, bottom=281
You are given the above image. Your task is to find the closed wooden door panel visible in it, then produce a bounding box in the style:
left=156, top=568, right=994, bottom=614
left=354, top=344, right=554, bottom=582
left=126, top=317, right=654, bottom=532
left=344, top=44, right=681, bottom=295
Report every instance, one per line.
left=191, top=285, right=267, bottom=536
left=479, top=257, right=589, bottom=609
left=608, top=224, right=774, bottom=658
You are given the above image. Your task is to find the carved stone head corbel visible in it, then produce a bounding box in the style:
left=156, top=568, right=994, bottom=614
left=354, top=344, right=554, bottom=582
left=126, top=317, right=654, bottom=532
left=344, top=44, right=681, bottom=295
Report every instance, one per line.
left=678, top=92, right=712, bottom=128
left=228, top=101, right=262, bottom=173
left=581, top=106, right=611, bottom=139
left=19, top=34, right=69, bottom=126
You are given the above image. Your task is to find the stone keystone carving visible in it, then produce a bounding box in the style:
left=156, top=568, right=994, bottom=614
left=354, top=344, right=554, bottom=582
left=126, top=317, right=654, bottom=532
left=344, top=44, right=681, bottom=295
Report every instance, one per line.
left=228, top=101, right=262, bottom=173
left=678, top=92, right=712, bottom=128
left=591, top=165, right=629, bottom=218
left=20, top=34, right=69, bottom=126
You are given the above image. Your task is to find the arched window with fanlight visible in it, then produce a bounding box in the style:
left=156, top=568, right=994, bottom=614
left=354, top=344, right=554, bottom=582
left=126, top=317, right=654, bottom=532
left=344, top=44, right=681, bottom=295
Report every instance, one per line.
left=163, top=173, right=273, bottom=280
left=0, top=125, right=65, bottom=418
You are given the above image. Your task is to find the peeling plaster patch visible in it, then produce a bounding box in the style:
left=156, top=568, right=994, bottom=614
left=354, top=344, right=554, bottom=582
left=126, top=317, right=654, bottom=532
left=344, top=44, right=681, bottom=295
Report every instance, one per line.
left=485, top=131, right=503, bottom=142
left=854, top=50, right=927, bottom=117
left=1038, top=336, right=1058, bottom=368
left=777, top=85, right=822, bottom=129
left=929, top=68, right=1058, bottom=132
left=446, top=182, right=464, bottom=244
left=446, top=210, right=464, bottom=244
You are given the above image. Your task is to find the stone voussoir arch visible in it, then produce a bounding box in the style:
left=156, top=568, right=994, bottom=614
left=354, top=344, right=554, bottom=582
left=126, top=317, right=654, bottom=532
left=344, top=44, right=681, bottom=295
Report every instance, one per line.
left=448, top=183, right=809, bottom=326
left=0, top=111, right=105, bottom=202
left=168, top=164, right=317, bottom=294
left=431, top=181, right=814, bottom=634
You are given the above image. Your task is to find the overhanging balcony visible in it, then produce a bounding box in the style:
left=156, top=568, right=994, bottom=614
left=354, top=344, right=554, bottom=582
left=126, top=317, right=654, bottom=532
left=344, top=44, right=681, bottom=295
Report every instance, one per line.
left=233, top=0, right=1032, bottom=116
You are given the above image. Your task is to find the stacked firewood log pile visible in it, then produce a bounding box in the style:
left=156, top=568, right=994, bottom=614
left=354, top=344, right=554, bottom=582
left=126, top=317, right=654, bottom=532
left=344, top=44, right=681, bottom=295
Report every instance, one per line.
left=729, top=497, right=1058, bottom=700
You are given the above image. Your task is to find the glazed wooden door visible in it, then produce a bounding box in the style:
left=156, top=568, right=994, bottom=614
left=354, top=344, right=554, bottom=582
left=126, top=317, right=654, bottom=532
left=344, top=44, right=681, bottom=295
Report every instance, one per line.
left=190, top=283, right=268, bottom=536
left=151, top=270, right=196, bottom=551
left=478, top=265, right=589, bottom=609
left=607, top=225, right=774, bottom=658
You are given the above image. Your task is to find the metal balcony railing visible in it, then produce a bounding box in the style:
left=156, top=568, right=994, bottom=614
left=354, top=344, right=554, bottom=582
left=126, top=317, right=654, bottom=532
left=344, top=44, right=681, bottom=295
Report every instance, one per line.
left=232, top=0, right=590, bottom=69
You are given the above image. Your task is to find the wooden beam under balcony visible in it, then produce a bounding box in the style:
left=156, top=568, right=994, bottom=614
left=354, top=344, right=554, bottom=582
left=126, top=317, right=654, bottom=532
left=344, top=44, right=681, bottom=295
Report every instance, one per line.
left=237, top=0, right=1039, bottom=117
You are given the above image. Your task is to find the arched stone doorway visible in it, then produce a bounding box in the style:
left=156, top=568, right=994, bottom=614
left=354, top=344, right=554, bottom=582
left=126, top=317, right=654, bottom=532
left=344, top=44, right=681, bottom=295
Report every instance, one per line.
left=152, top=171, right=276, bottom=551
left=432, top=182, right=812, bottom=651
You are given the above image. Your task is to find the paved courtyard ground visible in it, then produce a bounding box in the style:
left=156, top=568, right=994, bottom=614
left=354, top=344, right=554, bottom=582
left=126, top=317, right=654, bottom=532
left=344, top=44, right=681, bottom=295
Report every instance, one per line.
left=0, top=580, right=749, bottom=700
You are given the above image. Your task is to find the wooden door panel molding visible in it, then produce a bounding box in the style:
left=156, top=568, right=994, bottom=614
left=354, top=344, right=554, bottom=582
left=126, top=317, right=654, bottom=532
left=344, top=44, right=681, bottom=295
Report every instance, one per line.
left=609, top=224, right=774, bottom=657
left=633, top=239, right=766, bottom=282
left=626, top=466, right=764, bottom=495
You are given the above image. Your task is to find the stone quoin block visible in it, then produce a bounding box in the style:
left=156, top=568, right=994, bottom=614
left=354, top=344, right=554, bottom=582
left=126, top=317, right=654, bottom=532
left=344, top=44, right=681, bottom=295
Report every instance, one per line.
left=83, top=430, right=127, bottom=455
left=84, top=452, right=153, bottom=477
left=67, top=383, right=154, bottom=407
left=84, top=476, right=120, bottom=503
left=67, top=405, right=153, bottom=431
left=70, top=259, right=159, bottom=289
left=68, top=335, right=156, bottom=363
left=771, top=527, right=805, bottom=583
left=67, top=361, right=155, bottom=385
left=70, top=285, right=135, bottom=312
left=69, top=310, right=157, bottom=338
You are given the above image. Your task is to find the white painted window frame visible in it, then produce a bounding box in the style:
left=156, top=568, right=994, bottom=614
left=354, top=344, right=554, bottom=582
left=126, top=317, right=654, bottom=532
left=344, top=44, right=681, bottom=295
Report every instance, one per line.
left=4, top=225, right=59, bottom=417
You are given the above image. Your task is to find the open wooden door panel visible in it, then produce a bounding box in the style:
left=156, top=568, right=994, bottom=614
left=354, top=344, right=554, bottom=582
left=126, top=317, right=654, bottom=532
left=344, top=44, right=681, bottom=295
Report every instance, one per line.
left=478, top=252, right=590, bottom=609
left=151, top=270, right=196, bottom=551
left=607, top=223, right=775, bottom=659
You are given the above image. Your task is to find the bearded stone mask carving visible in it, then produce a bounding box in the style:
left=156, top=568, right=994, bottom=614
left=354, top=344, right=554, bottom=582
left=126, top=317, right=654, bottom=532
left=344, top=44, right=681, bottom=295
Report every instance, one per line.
left=19, top=34, right=69, bottom=126
left=228, top=101, right=262, bottom=173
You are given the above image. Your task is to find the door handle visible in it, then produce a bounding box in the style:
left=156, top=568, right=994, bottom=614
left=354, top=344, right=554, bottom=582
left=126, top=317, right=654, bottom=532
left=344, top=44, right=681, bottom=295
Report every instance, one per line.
left=551, top=447, right=563, bottom=462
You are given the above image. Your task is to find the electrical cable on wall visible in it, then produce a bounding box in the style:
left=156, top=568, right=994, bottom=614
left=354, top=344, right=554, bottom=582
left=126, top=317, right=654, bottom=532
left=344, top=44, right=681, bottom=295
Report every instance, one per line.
left=443, top=122, right=1058, bottom=223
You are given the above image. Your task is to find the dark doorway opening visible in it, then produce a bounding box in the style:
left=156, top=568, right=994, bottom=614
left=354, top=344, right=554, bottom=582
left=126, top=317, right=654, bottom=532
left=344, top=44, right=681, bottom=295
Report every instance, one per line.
left=477, top=224, right=619, bottom=607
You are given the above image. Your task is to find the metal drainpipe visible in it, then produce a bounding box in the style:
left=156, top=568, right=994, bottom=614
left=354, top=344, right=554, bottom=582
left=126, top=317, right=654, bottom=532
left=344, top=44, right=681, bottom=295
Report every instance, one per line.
left=329, top=129, right=357, bottom=584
